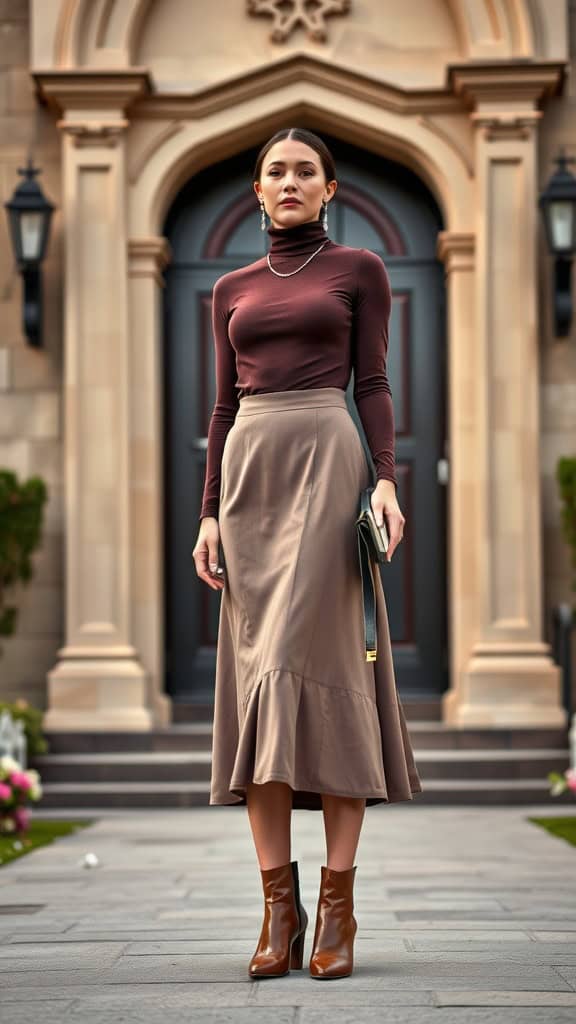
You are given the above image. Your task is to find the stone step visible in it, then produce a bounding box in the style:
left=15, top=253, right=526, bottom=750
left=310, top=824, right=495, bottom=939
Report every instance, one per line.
left=36, top=781, right=210, bottom=809
left=41, top=723, right=569, bottom=754
left=30, top=747, right=569, bottom=784
left=407, top=723, right=569, bottom=750
left=32, top=751, right=212, bottom=783
left=33, top=777, right=575, bottom=809
left=42, top=723, right=215, bottom=753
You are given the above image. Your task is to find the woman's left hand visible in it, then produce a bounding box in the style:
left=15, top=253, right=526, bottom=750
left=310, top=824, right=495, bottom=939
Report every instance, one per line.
left=370, top=479, right=405, bottom=562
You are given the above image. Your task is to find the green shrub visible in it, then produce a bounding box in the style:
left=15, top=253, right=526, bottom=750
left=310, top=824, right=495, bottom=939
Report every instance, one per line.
left=0, top=469, right=48, bottom=655
left=557, top=456, right=576, bottom=608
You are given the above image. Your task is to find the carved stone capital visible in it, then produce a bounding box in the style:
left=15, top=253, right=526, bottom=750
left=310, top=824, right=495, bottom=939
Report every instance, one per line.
left=128, top=237, right=173, bottom=287
left=470, top=109, right=543, bottom=141
left=33, top=69, right=151, bottom=116
left=436, top=232, right=475, bottom=275
left=56, top=118, right=129, bottom=147
left=447, top=61, right=565, bottom=107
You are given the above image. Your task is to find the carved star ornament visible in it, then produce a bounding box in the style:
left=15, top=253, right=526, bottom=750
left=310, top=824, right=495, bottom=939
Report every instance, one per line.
left=247, top=0, right=352, bottom=44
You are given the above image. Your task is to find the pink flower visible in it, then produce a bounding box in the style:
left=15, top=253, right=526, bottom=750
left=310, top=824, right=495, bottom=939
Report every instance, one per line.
left=565, top=769, right=576, bottom=793
left=0, top=781, right=12, bottom=803
left=13, top=806, right=30, bottom=831
left=9, top=771, right=32, bottom=791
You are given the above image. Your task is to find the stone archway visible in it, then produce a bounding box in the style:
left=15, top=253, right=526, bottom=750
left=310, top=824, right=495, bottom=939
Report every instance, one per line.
left=125, top=84, right=474, bottom=730
left=45, top=0, right=545, bottom=68
left=34, top=0, right=566, bottom=730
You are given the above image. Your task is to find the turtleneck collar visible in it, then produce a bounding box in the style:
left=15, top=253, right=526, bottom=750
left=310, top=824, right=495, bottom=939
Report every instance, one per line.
left=267, top=217, right=329, bottom=256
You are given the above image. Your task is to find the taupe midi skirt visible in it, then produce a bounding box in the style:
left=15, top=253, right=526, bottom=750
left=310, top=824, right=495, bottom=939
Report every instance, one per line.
left=209, top=386, right=423, bottom=811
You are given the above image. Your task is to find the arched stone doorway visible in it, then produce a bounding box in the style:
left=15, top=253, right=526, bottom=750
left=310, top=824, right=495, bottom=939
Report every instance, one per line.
left=162, top=137, right=447, bottom=708
left=35, top=0, right=566, bottom=732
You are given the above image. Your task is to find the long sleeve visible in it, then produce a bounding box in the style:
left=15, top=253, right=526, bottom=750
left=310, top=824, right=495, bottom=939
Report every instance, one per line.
left=199, top=275, right=240, bottom=520
left=352, top=248, right=397, bottom=491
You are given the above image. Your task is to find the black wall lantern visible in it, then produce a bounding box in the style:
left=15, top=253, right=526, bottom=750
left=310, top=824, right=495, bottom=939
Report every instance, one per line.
left=4, top=156, right=55, bottom=348
left=538, top=150, right=576, bottom=339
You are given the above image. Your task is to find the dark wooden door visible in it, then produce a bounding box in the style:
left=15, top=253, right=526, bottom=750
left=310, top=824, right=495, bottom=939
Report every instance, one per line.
left=163, top=140, right=447, bottom=705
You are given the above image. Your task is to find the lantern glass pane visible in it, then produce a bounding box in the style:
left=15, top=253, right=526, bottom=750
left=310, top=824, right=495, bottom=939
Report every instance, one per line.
left=20, top=211, right=44, bottom=260
left=549, top=199, right=575, bottom=253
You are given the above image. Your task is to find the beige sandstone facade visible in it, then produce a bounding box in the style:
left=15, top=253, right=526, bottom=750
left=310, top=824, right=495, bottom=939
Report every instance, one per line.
left=0, top=0, right=575, bottom=730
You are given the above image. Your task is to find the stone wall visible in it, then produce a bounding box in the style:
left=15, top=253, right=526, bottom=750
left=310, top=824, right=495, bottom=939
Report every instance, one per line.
left=0, top=0, right=63, bottom=703
left=539, top=0, right=576, bottom=660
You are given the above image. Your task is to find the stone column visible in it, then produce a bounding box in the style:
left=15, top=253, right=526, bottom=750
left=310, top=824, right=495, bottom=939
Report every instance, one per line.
left=37, top=73, right=156, bottom=730
left=436, top=233, right=479, bottom=713
left=442, top=65, right=565, bottom=726
left=127, top=237, right=173, bottom=728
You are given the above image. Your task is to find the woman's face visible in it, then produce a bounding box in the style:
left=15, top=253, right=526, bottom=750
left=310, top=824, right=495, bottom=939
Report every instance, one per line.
left=254, top=138, right=337, bottom=229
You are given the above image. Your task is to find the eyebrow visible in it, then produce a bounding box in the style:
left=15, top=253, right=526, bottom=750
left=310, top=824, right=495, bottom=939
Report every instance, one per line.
left=266, top=160, right=317, bottom=167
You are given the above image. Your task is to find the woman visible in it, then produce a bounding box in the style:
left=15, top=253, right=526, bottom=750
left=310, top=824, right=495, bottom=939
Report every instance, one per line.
left=193, top=127, right=423, bottom=981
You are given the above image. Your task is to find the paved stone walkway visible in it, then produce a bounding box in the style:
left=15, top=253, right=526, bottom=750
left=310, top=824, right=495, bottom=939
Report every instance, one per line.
left=0, top=805, right=576, bottom=1022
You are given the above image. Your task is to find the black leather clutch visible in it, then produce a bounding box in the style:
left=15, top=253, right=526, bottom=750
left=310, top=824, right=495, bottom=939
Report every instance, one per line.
left=355, top=485, right=390, bottom=662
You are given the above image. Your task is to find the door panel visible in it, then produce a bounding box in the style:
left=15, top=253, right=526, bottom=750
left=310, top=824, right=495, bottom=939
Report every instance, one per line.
left=163, top=142, right=446, bottom=703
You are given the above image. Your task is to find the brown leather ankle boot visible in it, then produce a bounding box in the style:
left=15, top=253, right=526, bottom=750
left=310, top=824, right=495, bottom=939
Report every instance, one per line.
left=309, top=865, right=357, bottom=979
left=248, top=859, right=308, bottom=978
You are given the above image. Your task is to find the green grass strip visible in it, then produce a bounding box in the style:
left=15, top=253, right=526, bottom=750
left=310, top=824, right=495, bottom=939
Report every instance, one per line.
left=529, top=815, right=576, bottom=849
left=0, top=819, right=95, bottom=866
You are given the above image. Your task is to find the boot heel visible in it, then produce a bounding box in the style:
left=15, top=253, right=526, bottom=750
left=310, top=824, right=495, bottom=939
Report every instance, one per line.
left=289, top=861, right=308, bottom=971
left=290, top=925, right=306, bottom=970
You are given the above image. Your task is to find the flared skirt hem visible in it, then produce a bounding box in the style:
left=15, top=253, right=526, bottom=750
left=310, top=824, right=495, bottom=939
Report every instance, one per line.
left=209, top=785, right=423, bottom=811
left=209, top=666, right=424, bottom=812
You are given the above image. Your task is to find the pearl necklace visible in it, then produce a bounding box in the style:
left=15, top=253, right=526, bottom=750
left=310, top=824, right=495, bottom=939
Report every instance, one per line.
left=267, top=239, right=329, bottom=277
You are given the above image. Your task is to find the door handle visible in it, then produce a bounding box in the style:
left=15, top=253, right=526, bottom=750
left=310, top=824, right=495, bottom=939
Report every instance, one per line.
left=437, top=458, right=449, bottom=485
left=188, top=437, right=208, bottom=452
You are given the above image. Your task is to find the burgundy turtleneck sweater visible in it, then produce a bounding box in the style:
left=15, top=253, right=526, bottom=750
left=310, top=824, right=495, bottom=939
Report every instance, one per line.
left=199, top=217, right=396, bottom=520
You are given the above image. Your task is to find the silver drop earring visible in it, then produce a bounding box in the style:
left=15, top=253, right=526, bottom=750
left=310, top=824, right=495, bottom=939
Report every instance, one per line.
left=322, top=199, right=328, bottom=230
left=259, top=197, right=267, bottom=231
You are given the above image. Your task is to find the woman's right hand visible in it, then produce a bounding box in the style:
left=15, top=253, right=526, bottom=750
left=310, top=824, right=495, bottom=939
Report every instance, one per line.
left=193, top=517, right=225, bottom=591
